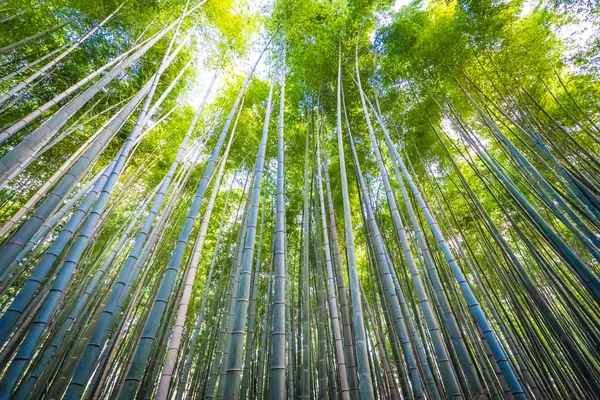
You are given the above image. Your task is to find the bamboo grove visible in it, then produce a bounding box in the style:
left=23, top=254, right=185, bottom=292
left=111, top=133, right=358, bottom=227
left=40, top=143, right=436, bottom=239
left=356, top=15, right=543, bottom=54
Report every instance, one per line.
left=0, top=0, right=599, bottom=398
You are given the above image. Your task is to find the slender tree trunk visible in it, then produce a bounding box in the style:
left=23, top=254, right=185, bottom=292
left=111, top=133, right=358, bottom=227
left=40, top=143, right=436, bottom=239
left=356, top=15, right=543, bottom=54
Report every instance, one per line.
left=240, top=195, right=266, bottom=400
left=0, top=8, right=191, bottom=186
left=371, top=96, right=484, bottom=396
left=374, top=100, right=526, bottom=399
left=322, top=153, right=360, bottom=400
left=316, top=129, right=350, bottom=400
left=348, top=129, right=424, bottom=399
left=155, top=95, right=239, bottom=400
left=268, top=61, right=287, bottom=400
left=334, top=46, right=374, bottom=400
left=300, top=113, right=312, bottom=400
left=221, top=72, right=276, bottom=399
left=356, top=80, right=462, bottom=398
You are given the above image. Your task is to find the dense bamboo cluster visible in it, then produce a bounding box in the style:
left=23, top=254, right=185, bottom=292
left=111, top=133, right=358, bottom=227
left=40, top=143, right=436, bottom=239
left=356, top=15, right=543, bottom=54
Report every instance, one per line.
left=0, top=0, right=599, bottom=399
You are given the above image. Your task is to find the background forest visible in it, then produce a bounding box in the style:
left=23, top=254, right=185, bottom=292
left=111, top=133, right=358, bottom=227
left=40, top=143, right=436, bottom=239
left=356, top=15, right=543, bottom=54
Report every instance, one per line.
left=0, top=0, right=599, bottom=399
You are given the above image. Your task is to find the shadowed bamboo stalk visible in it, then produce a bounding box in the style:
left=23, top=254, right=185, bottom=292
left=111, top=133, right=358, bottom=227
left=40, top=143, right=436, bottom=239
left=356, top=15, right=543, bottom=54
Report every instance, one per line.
left=0, top=32, right=160, bottom=144
left=300, top=111, right=311, bottom=400
left=0, top=156, right=118, bottom=398
left=11, top=179, right=160, bottom=398
left=118, top=41, right=270, bottom=399
left=374, top=98, right=527, bottom=399
left=335, top=46, right=374, bottom=400
left=370, top=93, right=483, bottom=396
left=155, top=96, right=240, bottom=399
left=348, top=127, right=423, bottom=400
left=316, top=127, right=350, bottom=400
left=206, top=177, right=253, bottom=399
left=64, top=73, right=218, bottom=400
left=0, top=15, right=193, bottom=398
left=0, top=3, right=597, bottom=400
left=355, top=77, right=462, bottom=397
left=0, top=31, right=191, bottom=287
left=322, top=150, right=360, bottom=400
left=88, top=145, right=204, bottom=399
left=177, top=169, right=250, bottom=400
left=221, top=71, right=276, bottom=399
left=0, top=154, right=118, bottom=347
left=312, top=186, right=329, bottom=400
left=240, top=194, right=266, bottom=400
left=0, top=111, right=122, bottom=239
left=0, top=169, right=102, bottom=288
left=0, top=77, right=152, bottom=275
left=0, top=8, right=196, bottom=186
left=0, top=27, right=193, bottom=191
left=268, top=56, right=288, bottom=400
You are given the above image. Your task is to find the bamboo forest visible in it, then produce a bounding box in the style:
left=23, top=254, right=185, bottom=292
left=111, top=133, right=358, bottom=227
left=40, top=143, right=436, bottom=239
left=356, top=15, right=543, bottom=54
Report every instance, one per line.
left=1, top=0, right=600, bottom=398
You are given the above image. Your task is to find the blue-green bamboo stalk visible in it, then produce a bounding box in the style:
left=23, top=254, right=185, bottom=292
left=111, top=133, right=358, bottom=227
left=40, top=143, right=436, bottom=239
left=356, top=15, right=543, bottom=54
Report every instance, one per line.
left=357, top=86, right=461, bottom=397
left=285, top=273, right=294, bottom=400
left=257, top=268, right=274, bottom=400
left=0, top=31, right=188, bottom=394
left=324, top=311, right=339, bottom=398
left=155, top=99, right=239, bottom=400
left=316, top=131, right=350, bottom=400
left=220, top=72, right=275, bottom=399
left=430, top=110, right=598, bottom=396
left=64, top=72, right=217, bottom=399
left=348, top=131, right=425, bottom=400
left=0, top=85, right=152, bottom=276
left=468, top=74, right=600, bottom=224
left=300, top=115, right=311, bottom=400
left=322, top=155, right=360, bottom=400
left=377, top=113, right=526, bottom=400
left=0, top=156, right=117, bottom=347
left=386, top=250, right=442, bottom=399
left=176, top=170, right=249, bottom=400
left=0, top=164, right=118, bottom=398
left=86, top=135, right=207, bottom=387
left=524, top=116, right=600, bottom=223
left=117, top=46, right=268, bottom=399
left=241, top=197, right=266, bottom=400
left=371, top=95, right=483, bottom=395
left=0, top=9, right=193, bottom=186
left=335, top=48, right=374, bottom=400
left=268, top=60, right=287, bottom=400
left=0, top=169, right=102, bottom=287
left=313, top=193, right=330, bottom=400
left=216, top=203, right=249, bottom=399
left=459, top=86, right=600, bottom=260
left=492, top=93, right=600, bottom=225
left=453, top=109, right=600, bottom=302
left=206, top=180, right=253, bottom=399
left=3, top=29, right=196, bottom=400
left=94, top=152, right=199, bottom=391
left=11, top=181, right=159, bottom=399
left=358, top=279, right=396, bottom=400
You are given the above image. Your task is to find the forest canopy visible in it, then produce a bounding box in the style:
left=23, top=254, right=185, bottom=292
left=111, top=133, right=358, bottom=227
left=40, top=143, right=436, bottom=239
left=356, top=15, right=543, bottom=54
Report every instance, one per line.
left=0, top=0, right=599, bottom=399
